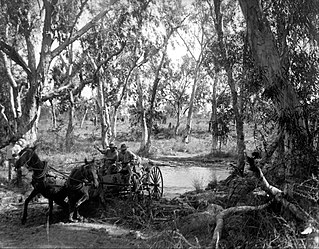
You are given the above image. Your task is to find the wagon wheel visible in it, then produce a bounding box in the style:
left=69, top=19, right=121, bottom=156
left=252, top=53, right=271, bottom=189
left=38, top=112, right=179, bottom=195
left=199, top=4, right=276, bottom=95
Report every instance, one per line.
left=130, top=173, right=143, bottom=200
left=148, top=166, right=163, bottom=200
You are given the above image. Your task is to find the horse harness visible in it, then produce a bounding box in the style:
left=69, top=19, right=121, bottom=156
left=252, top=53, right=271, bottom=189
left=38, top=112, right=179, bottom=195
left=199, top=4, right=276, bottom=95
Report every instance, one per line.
left=67, top=164, right=93, bottom=191
left=18, top=149, right=49, bottom=183
left=18, top=148, right=94, bottom=189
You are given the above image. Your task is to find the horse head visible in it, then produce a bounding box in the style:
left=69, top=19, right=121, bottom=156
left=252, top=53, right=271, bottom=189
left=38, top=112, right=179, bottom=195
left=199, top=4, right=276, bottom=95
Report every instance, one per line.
left=14, top=145, right=38, bottom=171
left=83, top=158, right=99, bottom=188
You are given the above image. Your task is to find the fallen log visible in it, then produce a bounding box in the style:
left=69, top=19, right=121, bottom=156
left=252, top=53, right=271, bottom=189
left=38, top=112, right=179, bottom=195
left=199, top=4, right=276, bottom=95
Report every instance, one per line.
left=246, top=155, right=307, bottom=221
left=210, top=153, right=310, bottom=249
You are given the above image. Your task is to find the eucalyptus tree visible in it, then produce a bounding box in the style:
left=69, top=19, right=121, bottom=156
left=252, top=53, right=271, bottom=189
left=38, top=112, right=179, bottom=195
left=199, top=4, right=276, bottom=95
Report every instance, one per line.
left=177, top=1, right=214, bottom=143
left=163, top=56, right=193, bottom=136
left=111, top=0, right=187, bottom=154
left=0, top=0, right=117, bottom=149
left=205, top=0, right=247, bottom=174
left=238, top=0, right=319, bottom=179
left=82, top=1, right=133, bottom=148
left=140, top=0, right=188, bottom=154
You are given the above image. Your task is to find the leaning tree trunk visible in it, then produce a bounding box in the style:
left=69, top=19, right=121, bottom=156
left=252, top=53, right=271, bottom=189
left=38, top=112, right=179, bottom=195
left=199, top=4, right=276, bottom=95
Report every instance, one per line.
left=80, top=107, right=88, bottom=128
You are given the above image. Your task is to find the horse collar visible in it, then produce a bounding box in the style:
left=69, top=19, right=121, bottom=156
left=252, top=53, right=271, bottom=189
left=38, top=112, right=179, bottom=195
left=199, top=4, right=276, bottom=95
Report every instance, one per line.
left=32, top=162, right=48, bottom=180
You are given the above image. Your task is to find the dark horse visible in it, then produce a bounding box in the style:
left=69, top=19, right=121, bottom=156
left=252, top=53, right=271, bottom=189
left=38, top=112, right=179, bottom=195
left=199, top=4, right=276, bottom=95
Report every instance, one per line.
left=14, top=146, right=68, bottom=224
left=15, top=146, right=99, bottom=224
left=66, top=159, right=99, bottom=222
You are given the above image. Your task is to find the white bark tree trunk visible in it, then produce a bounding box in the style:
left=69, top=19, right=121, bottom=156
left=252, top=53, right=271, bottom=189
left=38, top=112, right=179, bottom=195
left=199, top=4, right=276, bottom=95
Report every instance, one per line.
left=137, top=75, right=148, bottom=151
left=65, top=91, right=75, bottom=152
left=210, top=73, right=218, bottom=152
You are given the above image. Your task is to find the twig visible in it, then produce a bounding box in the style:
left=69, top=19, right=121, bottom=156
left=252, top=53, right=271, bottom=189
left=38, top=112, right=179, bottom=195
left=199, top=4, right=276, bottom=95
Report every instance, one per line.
left=173, top=231, right=201, bottom=248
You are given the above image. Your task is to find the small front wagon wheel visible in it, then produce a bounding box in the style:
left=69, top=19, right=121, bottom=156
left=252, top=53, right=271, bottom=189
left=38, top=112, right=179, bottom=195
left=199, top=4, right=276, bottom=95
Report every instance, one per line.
left=148, top=166, right=163, bottom=200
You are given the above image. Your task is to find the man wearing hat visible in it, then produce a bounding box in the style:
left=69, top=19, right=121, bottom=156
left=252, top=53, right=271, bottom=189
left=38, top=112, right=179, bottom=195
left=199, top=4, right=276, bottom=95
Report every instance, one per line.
left=95, top=143, right=118, bottom=174
left=117, top=143, right=139, bottom=183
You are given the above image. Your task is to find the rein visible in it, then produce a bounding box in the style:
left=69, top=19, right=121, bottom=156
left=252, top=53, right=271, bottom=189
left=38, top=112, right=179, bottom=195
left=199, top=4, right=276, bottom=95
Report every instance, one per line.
left=18, top=148, right=96, bottom=188
left=67, top=164, right=95, bottom=190
left=18, top=149, right=48, bottom=180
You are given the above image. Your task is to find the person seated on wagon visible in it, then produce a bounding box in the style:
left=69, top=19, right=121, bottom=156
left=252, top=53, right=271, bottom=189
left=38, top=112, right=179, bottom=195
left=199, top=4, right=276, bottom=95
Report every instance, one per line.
left=117, top=143, right=140, bottom=181
left=95, top=142, right=118, bottom=174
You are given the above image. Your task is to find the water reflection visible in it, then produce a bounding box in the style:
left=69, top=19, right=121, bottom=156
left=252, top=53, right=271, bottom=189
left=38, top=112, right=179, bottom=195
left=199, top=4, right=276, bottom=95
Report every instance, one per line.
left=161, top=166, right=230, bottom=199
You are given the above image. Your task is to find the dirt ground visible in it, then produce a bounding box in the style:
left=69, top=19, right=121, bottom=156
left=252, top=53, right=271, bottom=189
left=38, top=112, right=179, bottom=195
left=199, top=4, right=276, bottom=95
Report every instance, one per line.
left=0, top=154, right=232, bottom=249
left=0, top=184, right=151, bottom=249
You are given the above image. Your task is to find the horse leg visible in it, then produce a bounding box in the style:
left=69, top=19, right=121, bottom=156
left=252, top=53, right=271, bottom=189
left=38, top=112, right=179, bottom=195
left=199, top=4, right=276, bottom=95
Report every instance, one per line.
left=48, top=199, right=54, bottom=224
left=22, top=189, right=39, bottom=225
left=74, top=193, right=89, bottom=221
left=68, top=198, right=76, bottom=222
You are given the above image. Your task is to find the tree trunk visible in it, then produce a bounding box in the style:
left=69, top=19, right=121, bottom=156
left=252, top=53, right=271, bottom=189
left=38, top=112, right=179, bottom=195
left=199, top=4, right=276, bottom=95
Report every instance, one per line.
left=80, top=107, right=88, bottom=128
left=213, top=0, right=246, bottom=174
left=175, top=105, right=181, bottom=136
left=110, top=106, right=118, bottom=141
left=238, top=0, right=301, bottom=128
left=238, top=0, right=315, bottom=178
left=227, top=69, right=245, bottom=174
left=137, top=75, right=148, bottom=152
left=211, top=73, right=218, bottom=152
left=145, top=77, right=161, bottom=153
left=145, top=28, right=172, bottom=154
left=65, top=91, right=75, bottom=152
left=96, top=75, right=110, bottom=149
left=20, top=77, right=41, bottom=145
left=183, top=67, right=199, bottom=144
left=49, top=99, right=57, bottom=130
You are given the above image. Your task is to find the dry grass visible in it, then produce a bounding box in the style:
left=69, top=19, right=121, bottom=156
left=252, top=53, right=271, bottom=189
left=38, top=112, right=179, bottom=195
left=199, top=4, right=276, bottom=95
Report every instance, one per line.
left=192, top=177, right=204, bottom=193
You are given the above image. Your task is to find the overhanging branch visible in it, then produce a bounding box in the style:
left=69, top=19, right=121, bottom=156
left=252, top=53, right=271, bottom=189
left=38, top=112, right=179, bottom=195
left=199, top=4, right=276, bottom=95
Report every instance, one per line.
left=0, top=114, right=38, bottom=150
left=0, top=41, right=32, bottom=77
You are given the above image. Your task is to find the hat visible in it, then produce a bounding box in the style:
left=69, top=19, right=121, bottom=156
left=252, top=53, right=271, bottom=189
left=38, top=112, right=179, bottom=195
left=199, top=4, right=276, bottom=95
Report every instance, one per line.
left=109, top=143, right=116, bottom=148
left=120, top=144, right=128, bottom=150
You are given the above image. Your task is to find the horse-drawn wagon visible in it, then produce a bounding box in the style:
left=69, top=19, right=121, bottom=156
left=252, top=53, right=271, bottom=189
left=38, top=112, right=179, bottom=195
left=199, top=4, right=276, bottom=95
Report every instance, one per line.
left=12, top=145, right=164, bottom=224
left=97, top=158, right=164, bottom=200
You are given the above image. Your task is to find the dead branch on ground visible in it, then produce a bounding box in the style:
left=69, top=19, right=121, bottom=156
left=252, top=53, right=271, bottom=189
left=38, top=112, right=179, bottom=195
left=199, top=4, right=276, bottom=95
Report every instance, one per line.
left=210, top=153, right=309, bottom=249
left=210, top=202, right=271, bottom=249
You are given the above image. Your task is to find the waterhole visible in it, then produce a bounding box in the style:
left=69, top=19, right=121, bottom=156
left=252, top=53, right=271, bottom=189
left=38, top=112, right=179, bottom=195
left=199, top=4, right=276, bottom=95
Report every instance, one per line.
left=161, top=165, right=230, bottom=199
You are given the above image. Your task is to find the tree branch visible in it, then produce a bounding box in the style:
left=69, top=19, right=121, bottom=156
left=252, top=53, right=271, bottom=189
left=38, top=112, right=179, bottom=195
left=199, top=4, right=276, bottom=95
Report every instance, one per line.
left=211, top=202, right=271, bottom=249
left=0, top=41, right=32, bottom=77
left=41, top=78, right=93, bottom=102
left=246, top=155, right=308, bottom=221
left=0, top=114, right=38, bottom=150
left=51, top=4, right=118, bottom=59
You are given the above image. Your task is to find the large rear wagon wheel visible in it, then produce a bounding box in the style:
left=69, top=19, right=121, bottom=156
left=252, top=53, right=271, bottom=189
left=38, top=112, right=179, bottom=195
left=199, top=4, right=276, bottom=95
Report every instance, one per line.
left=148, top=166, right=163, bottom=200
